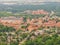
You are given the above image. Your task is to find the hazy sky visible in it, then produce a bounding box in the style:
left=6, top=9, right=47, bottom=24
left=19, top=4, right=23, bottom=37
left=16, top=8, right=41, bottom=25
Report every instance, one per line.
left=0, top=0, right=60, bottom=2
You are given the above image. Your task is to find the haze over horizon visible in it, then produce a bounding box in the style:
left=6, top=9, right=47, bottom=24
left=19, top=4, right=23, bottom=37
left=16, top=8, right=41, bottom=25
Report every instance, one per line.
left=0, top=0, right=60, bottom=3
left=0, top=0, right=60, bottom=5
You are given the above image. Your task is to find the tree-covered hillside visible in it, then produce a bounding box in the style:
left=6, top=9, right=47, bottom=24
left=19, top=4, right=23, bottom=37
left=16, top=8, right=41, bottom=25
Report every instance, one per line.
left=0, top=2, right=60, bottom=13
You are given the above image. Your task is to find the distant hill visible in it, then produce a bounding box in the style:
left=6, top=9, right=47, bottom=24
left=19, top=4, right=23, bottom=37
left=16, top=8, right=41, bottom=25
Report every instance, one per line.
left=0, top=2, right=60, bottom=13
